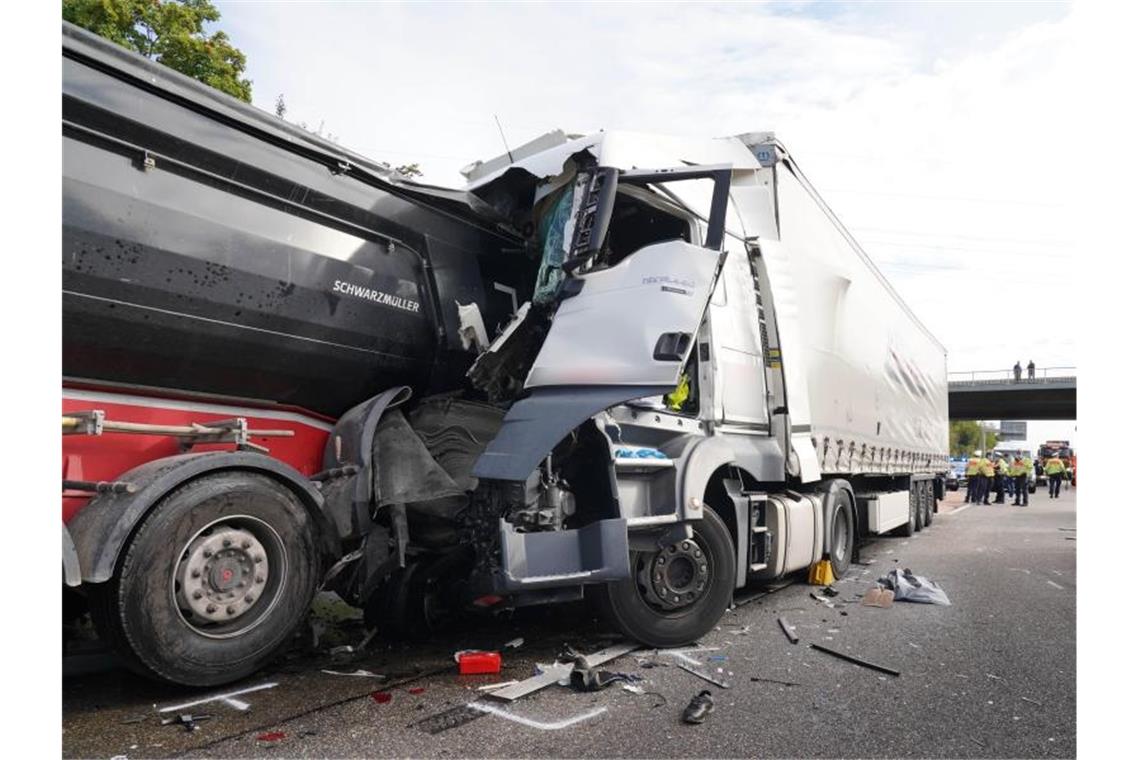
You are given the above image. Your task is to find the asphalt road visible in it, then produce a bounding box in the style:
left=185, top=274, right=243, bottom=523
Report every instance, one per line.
left=63, top=487, right=1076, bottom=759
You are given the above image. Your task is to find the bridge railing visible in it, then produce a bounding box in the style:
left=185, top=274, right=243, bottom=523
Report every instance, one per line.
left=948, top=366, right=1076, bottom=383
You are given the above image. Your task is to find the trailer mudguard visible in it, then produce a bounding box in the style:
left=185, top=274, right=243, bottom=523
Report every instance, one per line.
left=68, top=451, right=337, bottom=584
left=319, top=386, right=413, bottom=540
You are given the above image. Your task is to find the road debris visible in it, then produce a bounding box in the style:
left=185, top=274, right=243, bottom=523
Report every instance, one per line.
left=676, top=661, right=731, bottom=689
left=256, top=731, right=286, bottom=742
left=778, top=617, right=799, bottom=644
left=861, top=588, right=895, bottom=608
left=682, top=690, right=715, bottom=724
left=1021, top=696, right=1044, bottom=706
left=370, top=691, right=392, bottom=704
left=158, top=682, right=277, bottom=713
left=751, top=676, right=801, bottom=686
left=986, top=673, right=1006, bottom=682
left=119, top=715, right=148, bottom=725
left=567, top=653, right=640, bottom=692
left=809, top=643, right=901, bottom=677
left=476, top=680, right=519, bottom=692
left=412, top=705, right=487, bottom=735
left=503, top=637, right=525, bottom=649
left=456, top=651, right=501, bottom=675
left=469, top=701, right=607, bottom=731
left=877, top=568, right=950, bottom=606
left=321, top=668, right=385, bottom=678
left=486, top=641, right=639, bottom=702
left=408, top=687, right=426, bottom=695
left=160, top=714, right=211, bottom=732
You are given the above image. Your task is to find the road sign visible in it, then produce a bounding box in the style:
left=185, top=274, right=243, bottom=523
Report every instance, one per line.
left=1000, top=420, right=1027, bottom=439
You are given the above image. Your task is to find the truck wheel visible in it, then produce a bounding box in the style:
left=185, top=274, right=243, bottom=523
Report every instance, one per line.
left=828, top=490, right=855, bottom=577
left=89, top=472, right=319, bottom=686
left=595, top=507, right=734, bottom=648
left=912, top=484, right=923, bottom=533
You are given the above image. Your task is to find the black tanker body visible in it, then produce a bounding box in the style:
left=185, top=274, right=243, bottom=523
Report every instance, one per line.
left=62, top=23, right=530, bottom=416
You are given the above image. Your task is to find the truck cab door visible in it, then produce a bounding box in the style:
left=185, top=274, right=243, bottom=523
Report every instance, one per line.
left=525, top=166, right=731, bottom=391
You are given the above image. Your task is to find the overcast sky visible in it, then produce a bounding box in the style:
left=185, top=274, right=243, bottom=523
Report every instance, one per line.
left=215, top=0, right=1076, bottom=443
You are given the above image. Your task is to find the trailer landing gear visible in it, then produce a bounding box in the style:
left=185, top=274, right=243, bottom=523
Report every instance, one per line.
left=594, top=507, right=734, bottom=648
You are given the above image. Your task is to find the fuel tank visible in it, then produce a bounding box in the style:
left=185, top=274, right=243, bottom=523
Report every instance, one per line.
left=62, top=23, right=532, bottom=416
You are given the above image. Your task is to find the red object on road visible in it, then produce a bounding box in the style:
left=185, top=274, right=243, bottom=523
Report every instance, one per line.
left=457, top=651, right=501, bottom=675
left=408, top=687, right=426, bottom=695
left=370, top=691, right=392, bottom=704
left=257, top=732, right=286, bottom=742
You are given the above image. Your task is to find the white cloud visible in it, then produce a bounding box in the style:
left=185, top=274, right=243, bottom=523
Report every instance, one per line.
left=217, top=1, right=1076, bottom=375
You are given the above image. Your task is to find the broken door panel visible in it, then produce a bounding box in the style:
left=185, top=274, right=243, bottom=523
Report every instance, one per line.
left=525, top=239, right=723, bottom=389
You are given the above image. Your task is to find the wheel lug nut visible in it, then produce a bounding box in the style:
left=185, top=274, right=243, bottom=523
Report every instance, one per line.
left=245, top=594, right=254, bottom=603
left=206, top=604, right=217, bottom=613
left=254, top=556, right=263, bottom=564
left=191, top=569, right=201, bottom=578
left=222, top=539, right=232, bottom=548
left=241, top=540, right=251, bottom=549
left=226, top=606, right=235, bottom=615
left=192, top=591, right=202, bottom=600
left=256, top=576, right=264, bottom=584
left=681, top=541, right=691, bottom=550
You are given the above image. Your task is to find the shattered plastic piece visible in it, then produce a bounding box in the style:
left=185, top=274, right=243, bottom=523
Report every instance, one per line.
left=503, top=637, right=525, bottom=649
left=488, top=642, right=639, bottom=702
left=877, top=568, right=951, bottom=606
left=568, top=654, right=640, bottom=691
left=256, top=732, right=286, bottom=742
left=861, top=588, right=895, bottom=608
left=621, top=683, right=645, bottom=695
left=370, top=691, right=393, bottom=704
left=477, top=680, right=519, bottom=691
left=321, top=669, right=384, bottom=678
left=682, top=690, right=715, bottom=724
left=458, top=651, right=502, bottom=675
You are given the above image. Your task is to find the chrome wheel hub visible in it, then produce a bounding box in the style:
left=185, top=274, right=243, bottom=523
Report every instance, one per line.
left=177, top=525, right=268, bottom=624
left=642, top=539, right=709, bottom=611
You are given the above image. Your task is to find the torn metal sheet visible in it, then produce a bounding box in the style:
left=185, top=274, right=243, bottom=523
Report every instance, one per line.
left=157, top=682, right=277, bottom=713
left=486, top=642, right=639, bottom=702
left=469, top=701, right=607, bottom=731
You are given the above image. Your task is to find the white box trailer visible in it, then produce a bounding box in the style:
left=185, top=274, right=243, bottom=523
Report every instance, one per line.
left=456, top=129, right=949, bottom=646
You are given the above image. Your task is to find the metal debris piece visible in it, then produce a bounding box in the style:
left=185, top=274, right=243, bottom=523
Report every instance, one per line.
left=503, top=637, right=525, bottom=649
left=1021, top=696, right=1044, bottom=706
left=412, top=705, right=487, bottom=735
left=778, top=617, right=799, bottom=644
left=750, top=676, right=801, bottom=687
left=676, top=661, right=731, bottom=689
left=809, top=643, right=900, bottom=677
left=321, top=668, right=385, bottom=678
left=161, top=713, right=212, bottom=732
left=487, top=642, right=639, bottom=702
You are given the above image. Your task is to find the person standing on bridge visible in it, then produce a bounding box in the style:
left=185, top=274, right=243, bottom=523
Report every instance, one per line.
left=1013, top=361, right=1022, bottom=381
left=966, top=451, right=982, bottom=503
left=1045, top=453, right=1065, bottom=498
left=1027, top=360, right=1036, bottom=379
left=979, top=454, right=995, bottom=505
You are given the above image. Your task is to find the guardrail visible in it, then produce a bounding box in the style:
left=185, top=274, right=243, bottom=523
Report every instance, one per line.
left=948, top=366, right=1076, bottom=383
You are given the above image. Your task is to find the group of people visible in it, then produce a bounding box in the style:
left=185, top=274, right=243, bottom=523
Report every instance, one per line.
left=1012, top=360, right=1036, bottom=381
left=964, top=450, right=1036, bottom=507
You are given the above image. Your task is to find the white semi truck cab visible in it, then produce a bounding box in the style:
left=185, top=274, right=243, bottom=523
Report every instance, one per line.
left=450, top=130, right=949, bottom=646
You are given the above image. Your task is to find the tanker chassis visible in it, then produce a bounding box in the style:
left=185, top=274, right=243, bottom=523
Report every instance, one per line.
left=62, top=23, right=948, bottom=686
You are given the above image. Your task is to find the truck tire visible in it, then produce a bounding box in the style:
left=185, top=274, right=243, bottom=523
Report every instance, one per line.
left=922, top=481, right=933, bottom=527
left=89, top=471, right=320, bottom=686
left=828, top=489, right=855, bottom=577
left=912, top=483, right=923, bottom=533
left=595, top=507, right=734, bottom=648
left=895, top=488, right=917, bottom=537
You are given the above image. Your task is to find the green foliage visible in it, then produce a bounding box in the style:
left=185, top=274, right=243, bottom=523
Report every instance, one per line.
left=63, top=0, right=252, bottom=102
left=949, top=420, right=998, bottom=456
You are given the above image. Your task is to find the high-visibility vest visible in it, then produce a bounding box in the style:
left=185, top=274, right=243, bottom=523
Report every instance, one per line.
left=1011, top=459, right=1028, bottom=477
left=997, top=459, right=1010, bottom=475
left=980, top=460, right=995, bottom=477
left=1045, top=457, right=1065, bottom=475
left=965, top=458, right=980, bottom=475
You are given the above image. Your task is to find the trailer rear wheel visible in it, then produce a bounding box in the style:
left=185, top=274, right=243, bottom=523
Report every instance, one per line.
left=828, top=490, right=855, bottom=577
left=595, top=507, right=734, bottom=648
left=89, top=471, right=320, bottom=686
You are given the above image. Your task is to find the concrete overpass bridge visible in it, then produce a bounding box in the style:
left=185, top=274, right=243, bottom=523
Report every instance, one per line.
left=948, top=367, right=1076, bottom=420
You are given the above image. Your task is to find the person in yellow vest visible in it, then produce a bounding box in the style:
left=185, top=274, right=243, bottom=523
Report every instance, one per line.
left=965, top=451, right=982, bottom=504
left=1011, top=454, right=1033, bottom=507
left=1045, top=454, right=1065, bottom=498
left=978, top=455, right=995, bottom=505
left=994, top=455, right=1010, bottom=504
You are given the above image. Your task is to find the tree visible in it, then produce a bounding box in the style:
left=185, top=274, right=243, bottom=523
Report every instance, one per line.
left=274, top=93, right=286, bottom=118
left=63, top=0, right=252, bottom=102
left=949, top=420, right=998, bottom=457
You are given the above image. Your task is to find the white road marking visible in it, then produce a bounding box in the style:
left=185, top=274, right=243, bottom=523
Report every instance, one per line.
left=470, top=702, right=607, bottom=730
